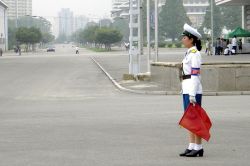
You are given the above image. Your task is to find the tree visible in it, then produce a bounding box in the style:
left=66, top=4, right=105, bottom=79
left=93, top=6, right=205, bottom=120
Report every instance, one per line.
left=42, top=32, right=55, bottom=44
left=82, top=26, right=99, bottom=44
left=112, top=17, right=129, bottom=42
left=95, top=28, right=123, bottom=50
left=159, top=0, right=191, bottom=42
left=8, top=19, right=17, bottom=49
left=16, top=27, right=42, bottom=51
left=200, top=2, right=242, bottom=40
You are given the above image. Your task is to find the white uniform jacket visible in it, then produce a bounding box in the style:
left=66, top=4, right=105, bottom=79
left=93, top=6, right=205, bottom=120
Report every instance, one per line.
left=182, top=46, right=202, bottom=96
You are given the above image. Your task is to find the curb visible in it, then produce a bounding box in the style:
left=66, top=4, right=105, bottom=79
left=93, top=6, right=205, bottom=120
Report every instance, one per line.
left=91, top=57, right=250, bottom=96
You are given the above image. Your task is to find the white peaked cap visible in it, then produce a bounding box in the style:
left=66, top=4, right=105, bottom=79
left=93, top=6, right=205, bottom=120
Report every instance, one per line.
left=183, top=23, right=202, bottom=39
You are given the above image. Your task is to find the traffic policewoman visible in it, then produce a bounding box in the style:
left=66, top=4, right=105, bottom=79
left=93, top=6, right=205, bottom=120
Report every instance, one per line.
left=179, top=23, right=204, bottom=157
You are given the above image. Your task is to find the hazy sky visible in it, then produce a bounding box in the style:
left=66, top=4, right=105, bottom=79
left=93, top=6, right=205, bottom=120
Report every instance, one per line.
left=33, top=0, right=112, bottom=18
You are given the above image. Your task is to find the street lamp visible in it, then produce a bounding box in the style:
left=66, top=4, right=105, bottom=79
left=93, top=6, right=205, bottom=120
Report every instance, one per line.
left=147, top=0, right=151, bottom=73
left=154, top=0, right=159, bottom=62
left=210, top=0, right=214, bottom=52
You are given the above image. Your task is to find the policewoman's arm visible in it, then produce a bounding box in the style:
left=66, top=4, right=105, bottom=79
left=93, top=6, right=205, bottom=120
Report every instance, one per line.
left=189, top=51, right=201, bottom=102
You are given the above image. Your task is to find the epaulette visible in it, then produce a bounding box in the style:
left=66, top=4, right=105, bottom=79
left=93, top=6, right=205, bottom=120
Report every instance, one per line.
left=190, top=49, right=197, bottom=53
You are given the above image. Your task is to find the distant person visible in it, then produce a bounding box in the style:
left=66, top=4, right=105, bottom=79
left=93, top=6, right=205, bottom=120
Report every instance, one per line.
left=238, top=39, right=242, bottom=53
left=17, top=45, right=21, bottom=55
left=227, top=40, right=233, bottom=55
left=205, top=38, right=211, bottom=56
left=232, top=35, right=237, bottom=55
left=224, top=47, right=229, bottom=55
left=222, top=39, right=227, bottom=54
left=215, top=38, right=220, bottom=55
left=124, top=42, right=130, bottom=51
left=75, top=46, right=79, bottom=54
left=0, top=48, right=3, bottom=56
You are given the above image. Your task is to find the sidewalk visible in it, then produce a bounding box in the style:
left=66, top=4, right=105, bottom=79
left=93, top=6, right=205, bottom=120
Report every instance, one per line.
left=92, top=48, right=250, bottom=95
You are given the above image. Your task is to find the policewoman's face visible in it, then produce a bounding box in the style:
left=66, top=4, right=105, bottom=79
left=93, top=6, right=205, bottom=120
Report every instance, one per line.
left=182, top=36, right=194, bottom=48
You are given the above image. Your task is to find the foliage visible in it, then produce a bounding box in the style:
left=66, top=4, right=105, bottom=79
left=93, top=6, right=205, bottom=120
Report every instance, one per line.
left=16, top=27, right=42, bottom=44
left=8, top=16, right=52, bottom=50
left=42, top=32, right=55, bottom=44
left=73, top=26, right=123, bottom=50
left=112, top=17, right=129, bottom=41
left=159, top=0, right=191, bottom=42
left=175, top=42, right=182, bottom=48
left=95, top=28, right=123, bottom=50
left=200, top=2, right=242, bottom=41
left=158, top=42, right=166, bottom=48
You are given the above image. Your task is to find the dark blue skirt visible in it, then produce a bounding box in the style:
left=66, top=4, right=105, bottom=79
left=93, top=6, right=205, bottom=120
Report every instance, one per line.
left=183, top=94, right=202, bottom=111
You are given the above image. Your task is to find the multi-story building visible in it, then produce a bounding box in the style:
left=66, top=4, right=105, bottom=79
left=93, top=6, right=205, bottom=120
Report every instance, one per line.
left=2, top=0, right=32, bottom=20
left=111, top=0, right=166, bottom=19
left=74, top=15, right=89, bottom=32
left=183, top=0, right=210, bottom=28
left=58, top=8, right=74, bottom=37
left=0, top=0, right=8, bottom=51
left=111, top=0, right=129, bottom=19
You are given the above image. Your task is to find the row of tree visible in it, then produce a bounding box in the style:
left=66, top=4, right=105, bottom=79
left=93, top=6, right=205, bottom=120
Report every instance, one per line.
left=8, top=17, right=55, bottom=50
left=72, top=26, right=123, bottom=50
left=111, top=0, right=242, bottom=43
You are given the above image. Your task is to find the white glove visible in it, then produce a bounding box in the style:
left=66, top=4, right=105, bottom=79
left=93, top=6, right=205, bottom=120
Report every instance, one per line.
left=189, top=95, right=196, bottom=105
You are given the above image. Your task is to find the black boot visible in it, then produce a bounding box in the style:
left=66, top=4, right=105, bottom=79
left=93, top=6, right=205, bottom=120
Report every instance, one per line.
left=186, top=149, right=204, bottom=157
left=179, top=149, right=192, bottom=157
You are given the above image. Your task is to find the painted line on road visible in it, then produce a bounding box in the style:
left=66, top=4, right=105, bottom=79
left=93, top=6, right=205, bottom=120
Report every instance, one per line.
left=91, top=57, right=167, bottom=95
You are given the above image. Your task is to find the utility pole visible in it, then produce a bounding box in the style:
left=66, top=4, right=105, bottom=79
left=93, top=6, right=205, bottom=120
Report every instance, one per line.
left=147, top=0, right=151, bottom=73
left=154, top=0, right=159, bottom=62
left=210, top=0, right=214, bottom=53
left=129, top=0, right=142, bottom=75
left=15, top=0, right=18, bottom=28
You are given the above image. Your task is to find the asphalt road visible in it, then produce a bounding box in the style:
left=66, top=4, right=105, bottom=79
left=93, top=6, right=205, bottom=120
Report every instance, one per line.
left=0, top=46, right=250, bottom=166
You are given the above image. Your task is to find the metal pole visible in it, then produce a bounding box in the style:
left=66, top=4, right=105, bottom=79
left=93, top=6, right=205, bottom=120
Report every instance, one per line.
left=129, top=0, right=133, bottom=74
left=210, top=0, right=214, bottom=53
left=154, top=0, right=158, bottom=62
left=15, top=0, right=18, bottom=28
left=147, top=0, right=151, bottom=73
left=138, top=0, right=142, bottom=73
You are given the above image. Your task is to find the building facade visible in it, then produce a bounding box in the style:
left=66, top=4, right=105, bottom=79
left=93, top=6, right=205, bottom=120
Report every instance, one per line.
left=215, top=0, right=250, bottom=31
left=111, top=0, right=129, bottom=19
left=0, top=0, right=8, bottom=51
left=183, top=0, right=210, bottom=28
left=74, top=15, right=89, bottom=32
left=2, top=0, right=32, bottom=20
left=58, top=8, right=74, bottom=37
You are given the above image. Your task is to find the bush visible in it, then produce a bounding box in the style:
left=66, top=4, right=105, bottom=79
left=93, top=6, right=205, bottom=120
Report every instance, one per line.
left=158, top=42, right=166, bottom=48
left=175, top=42, right=182, bottom=48
left=167, top=43, right=173, bottom=48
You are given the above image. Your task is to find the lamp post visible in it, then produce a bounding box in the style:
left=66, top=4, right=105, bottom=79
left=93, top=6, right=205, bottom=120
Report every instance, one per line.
left=15, top=0, right=18, bottom=28
left=154, top=0, right=159, bottom=62
left=147, top=0, right=151, bottom=73
left=210, top=0, right=214, bottom=51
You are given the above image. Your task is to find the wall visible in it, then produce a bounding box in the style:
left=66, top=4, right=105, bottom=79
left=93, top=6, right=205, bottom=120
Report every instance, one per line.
left=151, top=62, right=250, bottom=92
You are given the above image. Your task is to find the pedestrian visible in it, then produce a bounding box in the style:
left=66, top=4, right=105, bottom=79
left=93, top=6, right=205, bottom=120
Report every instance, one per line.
left=124, top=42, right=130, bottom=51
left=227, top=39, right=233, bottom=55
left=17, top=45, right=21, bottom=55
left=232, top=35, right=237, bottom=55
left=205, top=38, right=211, bottom=56
left=179, top=23, right=204, bottom=157
left=75, top=46, right=79, bottom=54
left=238, top=39, right=242, bottom=54
left=222, top=39, right=227, bottom=54
left=0, top=48, right=3, bottom=56
left=215, top=38, right=220, bottom=55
